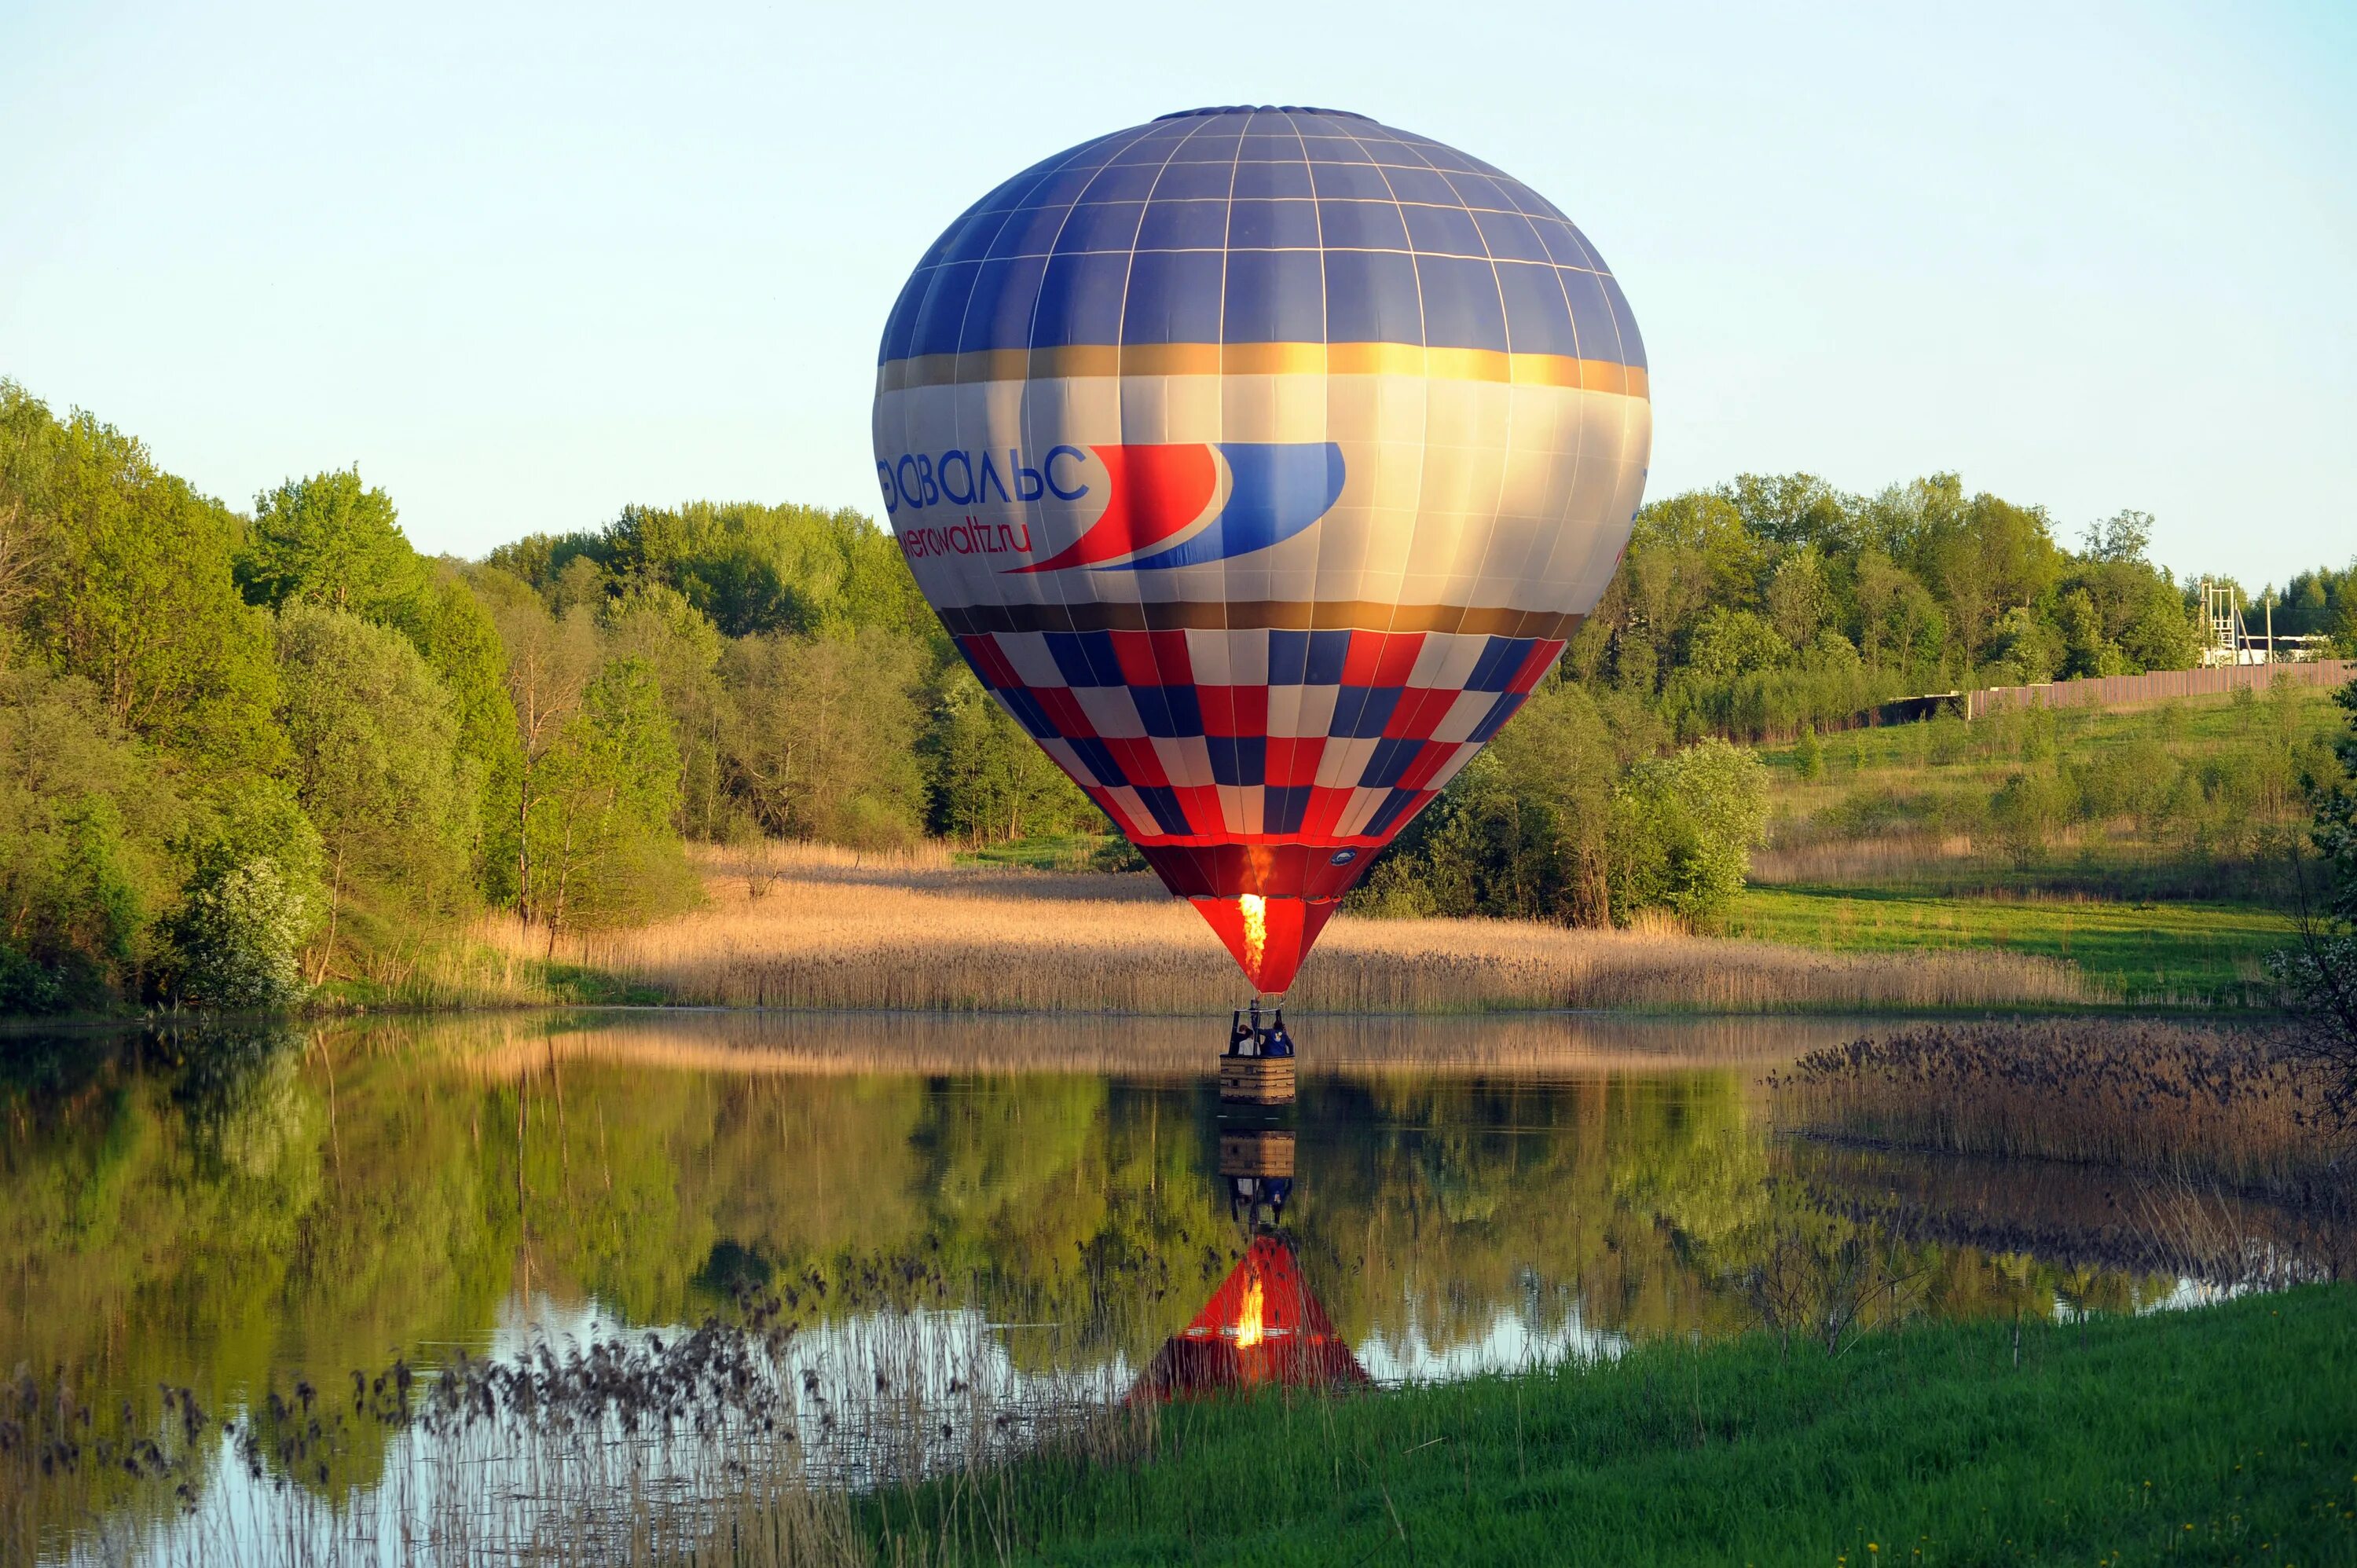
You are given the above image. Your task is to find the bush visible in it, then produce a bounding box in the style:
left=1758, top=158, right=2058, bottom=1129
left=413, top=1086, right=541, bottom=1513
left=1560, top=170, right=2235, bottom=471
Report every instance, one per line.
left=0, top=942, right=63, bottom=1013
left=159, top=857, right=313, bottom=1009
left=1610, top=738, right=1770, bottom=924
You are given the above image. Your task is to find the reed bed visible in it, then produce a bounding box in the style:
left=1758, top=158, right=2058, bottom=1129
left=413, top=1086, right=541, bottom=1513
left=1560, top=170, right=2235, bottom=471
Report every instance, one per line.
left=1791, top=1141, right=2357, bottom=1289
left=1769, top=1020, right=2346, bottom=1205
left=478, top=843, right=2098, bottom=1016
left=9, top=1295, right=1153, bottom=1566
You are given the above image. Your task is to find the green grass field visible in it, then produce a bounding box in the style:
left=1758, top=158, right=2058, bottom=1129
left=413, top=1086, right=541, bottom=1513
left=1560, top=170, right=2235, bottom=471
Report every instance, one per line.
left=1730, top=683, right=2344, bottom=1001
left=867, top=1285, right=2357, bottom=1566
left=1727, top=886, right=2297, bottom=1006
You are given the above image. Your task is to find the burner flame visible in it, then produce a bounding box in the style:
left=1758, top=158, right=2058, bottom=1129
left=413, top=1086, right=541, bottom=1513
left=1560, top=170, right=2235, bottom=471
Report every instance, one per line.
left=1239, top=894, right=1266, bottom=979
left=1232, top=1277, right=1266, bottom=1350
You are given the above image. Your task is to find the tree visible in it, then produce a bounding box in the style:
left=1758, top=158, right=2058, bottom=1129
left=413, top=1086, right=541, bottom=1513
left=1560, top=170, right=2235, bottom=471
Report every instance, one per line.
left=274, top=603, right=477, bottom=973
left=1765, top=547, right=1831, bottom=649
left=2273, top=677, right=2357, bottom=1123
left=524, top=657, right=697, bottom=936
left=2080, top=509, right=2154, bottom=564
left=1610, top=738, right=1770, bottom=924
left=722, top=626, right=926, bottom=847
left=1352, top=683, right=1661, bottom=927
left=401, top=566, right=527, bottom=901
left=489, top=590, right=601, bottom=917
left=156, top=858, right=313, bottom=1009
left=238, top=469, right=427, bottom=623
left=922, top=664, right=1094, bottom=845
left=156, top=779, right=324, bottom=1009
left=0, top=662, right=183, bottom=1009
left=600, top=581, right=733, bottom=841
left=2, top=387, right=282, bottom=775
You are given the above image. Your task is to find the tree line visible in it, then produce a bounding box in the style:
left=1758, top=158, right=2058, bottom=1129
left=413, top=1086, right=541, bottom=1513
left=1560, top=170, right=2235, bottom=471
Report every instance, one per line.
left=0, top=382, right=1098, bottom=1013
left=3, top=377, right=2350, bottom=1011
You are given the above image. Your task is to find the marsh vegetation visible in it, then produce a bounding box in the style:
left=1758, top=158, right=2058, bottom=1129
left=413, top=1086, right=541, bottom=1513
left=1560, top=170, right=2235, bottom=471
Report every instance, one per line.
left=487, top=841, right=2097, bottom=1014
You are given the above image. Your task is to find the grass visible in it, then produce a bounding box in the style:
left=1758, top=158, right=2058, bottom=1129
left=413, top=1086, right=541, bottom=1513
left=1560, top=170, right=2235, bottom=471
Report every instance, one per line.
left=486, top=841, right=2097, bottom=1015
left=1751, top=683, right=2341, bottom=907
left=867, top=1284, right=2357, bottom=1566
left=1728, top=886, right=2297, bottom=1006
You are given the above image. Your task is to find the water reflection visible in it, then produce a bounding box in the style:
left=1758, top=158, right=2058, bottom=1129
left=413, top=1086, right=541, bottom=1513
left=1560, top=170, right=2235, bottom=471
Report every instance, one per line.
left=1, top=1008, right=2344, bottom=1557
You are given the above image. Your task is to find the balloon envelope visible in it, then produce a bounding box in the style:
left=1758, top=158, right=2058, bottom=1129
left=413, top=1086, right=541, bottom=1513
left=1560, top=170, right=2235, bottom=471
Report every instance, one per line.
left=873, top=106, right=1651, bottom=991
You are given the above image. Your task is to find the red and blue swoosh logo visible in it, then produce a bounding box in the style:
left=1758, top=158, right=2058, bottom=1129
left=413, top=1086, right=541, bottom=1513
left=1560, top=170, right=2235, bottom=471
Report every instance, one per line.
left=1014, top=442, right=1346, bottom=573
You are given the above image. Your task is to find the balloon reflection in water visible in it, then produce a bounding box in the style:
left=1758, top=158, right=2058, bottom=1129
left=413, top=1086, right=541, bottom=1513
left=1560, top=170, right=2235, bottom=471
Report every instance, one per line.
left=1132, top=1127, right=1367, bottom=1400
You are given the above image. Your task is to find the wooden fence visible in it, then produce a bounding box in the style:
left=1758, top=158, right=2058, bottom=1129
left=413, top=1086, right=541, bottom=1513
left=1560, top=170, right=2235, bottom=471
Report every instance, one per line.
left=1964, top=659, right=2354, bottom=719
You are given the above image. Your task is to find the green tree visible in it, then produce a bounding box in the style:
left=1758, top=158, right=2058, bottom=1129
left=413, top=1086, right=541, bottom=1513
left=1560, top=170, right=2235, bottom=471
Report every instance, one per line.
left=525, top=656, right=697, bottom=935
left=2273, top=677, right=2357, bottom=1121
left=489, top=590, right=601, bottom=918
left=922, top=664, right=1094, bottom=845
left=2, top=385, right=281, bottom=774
left=402, top=566, right=527, bottom=900
left=1611, top=738, right=1770, bottom=923
left=600, top=582, right=734, bottom=841
left=274, top=603, right=477, bottom=972
left=238, top=468, right=428, bottom=623
left=0, top=662, right=182, bottom=1009
left=156, top=857, right=314, bottom=1009
left=722, top=626, right=926, bottom=847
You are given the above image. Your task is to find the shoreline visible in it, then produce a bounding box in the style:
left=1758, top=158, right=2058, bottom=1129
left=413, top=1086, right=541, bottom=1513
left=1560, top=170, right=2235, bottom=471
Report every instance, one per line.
left=2, top=843, right=2300, bottom=1029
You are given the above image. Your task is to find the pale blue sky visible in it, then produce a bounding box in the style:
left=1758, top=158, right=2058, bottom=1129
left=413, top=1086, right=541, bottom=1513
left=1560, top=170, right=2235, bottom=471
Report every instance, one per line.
left=2, top=1, right=2351, bottom=584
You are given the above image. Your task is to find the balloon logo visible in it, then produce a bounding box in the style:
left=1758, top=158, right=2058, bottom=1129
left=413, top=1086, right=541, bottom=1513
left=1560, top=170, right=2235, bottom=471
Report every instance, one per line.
left=874, top=106, right=1651, bottom=993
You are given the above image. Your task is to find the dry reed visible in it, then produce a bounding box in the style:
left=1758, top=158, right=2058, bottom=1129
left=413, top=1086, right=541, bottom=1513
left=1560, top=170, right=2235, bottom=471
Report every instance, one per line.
left=10, top=1293, right=1153, bottom=1566
left=476, top=843, right=2096, bottom=1017
left=1769, top=1020, right=2345, bottom=1203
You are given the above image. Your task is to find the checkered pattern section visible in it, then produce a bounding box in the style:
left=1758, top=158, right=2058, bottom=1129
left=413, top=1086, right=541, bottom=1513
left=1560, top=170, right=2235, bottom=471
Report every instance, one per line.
left=955, top=626, right=1562, bottom=848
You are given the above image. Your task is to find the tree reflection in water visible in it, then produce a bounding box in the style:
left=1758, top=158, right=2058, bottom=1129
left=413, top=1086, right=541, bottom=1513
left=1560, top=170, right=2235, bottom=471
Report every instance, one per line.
left=2, top=1009, right=2344, bottom=1552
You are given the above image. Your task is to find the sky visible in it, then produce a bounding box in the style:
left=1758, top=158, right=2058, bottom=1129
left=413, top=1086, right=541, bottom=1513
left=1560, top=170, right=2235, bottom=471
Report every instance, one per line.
left=2, top=0, right=2352, bottom=585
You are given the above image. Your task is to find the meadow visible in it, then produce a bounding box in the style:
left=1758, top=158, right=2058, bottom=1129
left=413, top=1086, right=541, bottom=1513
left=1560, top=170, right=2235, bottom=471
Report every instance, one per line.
left=1727, top=886, right=2294, bottom=1006
left=1722, top=682, right=2345, bottom=1004
left=472, top=841, right=2096, bottom=1015
left=863, top=1285, right=2357, bottom=1567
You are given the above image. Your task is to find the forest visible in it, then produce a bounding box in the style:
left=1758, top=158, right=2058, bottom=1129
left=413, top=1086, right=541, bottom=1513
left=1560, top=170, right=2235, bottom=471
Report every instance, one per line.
left=2, top=376, right=2352, bottom=1012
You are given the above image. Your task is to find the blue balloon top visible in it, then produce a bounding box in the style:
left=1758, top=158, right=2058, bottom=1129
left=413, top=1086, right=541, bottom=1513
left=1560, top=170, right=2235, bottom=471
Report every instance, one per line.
left=878, top=106, right=1644, bottom=371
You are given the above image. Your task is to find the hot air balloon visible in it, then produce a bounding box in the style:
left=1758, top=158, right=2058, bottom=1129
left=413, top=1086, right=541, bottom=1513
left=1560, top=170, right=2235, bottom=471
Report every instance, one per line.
left=873, top=105, right=1650, bottom=997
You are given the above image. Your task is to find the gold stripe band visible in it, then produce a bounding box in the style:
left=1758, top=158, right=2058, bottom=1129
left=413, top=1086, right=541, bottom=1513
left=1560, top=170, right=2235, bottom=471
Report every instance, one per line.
left=876, top=344, right=1648, bottom=400
left=934, top=599, right=1585, bottom=640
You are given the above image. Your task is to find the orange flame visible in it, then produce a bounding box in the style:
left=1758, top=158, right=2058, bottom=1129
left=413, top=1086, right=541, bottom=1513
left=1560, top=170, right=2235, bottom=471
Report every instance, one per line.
left=1232, top=1276, right=1266, bottom=1350
left=1238, top=894, right=1266, bottom=980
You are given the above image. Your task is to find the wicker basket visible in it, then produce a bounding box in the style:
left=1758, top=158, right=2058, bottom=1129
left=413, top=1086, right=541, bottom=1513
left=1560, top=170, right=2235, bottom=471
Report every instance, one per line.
left=1219, top=1055, right=1296, bottom=1105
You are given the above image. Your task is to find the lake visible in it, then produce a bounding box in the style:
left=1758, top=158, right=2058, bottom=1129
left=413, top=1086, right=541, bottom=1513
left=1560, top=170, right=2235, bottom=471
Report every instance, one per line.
left=4, top=1009, right=2343, bottom=1562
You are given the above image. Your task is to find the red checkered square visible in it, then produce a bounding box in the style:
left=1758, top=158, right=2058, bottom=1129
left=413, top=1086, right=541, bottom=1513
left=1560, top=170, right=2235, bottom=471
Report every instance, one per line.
left=1100, top=736, right=1169, bottom=787
left=1265, top=736, right=1325, bottom=786
left=1342, top=630, right=1426, bottom=688
left=1109, top=628, right=1193, bottom=687
left=1507, top=639, right=1566, bottom=695
left=959, top=635, right=1024, bottom=691
left=1396, top=740, right=1461, bottom=792
left=1301, top=786, right=1353, bottom=837
left=1171, top=784, right=1223, bottom=833
left=1382, top=687, right=1460, bottom=740
left=1032, top=687, right=1094, bottom=737
left=1198, top=685, right=1269, bottom=738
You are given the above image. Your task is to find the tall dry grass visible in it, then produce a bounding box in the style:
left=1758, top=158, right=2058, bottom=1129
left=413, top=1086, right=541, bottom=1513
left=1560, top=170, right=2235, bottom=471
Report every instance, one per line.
left=474, top=841, right=2098, bottom=1016
left=13, top=1300, right=1153, bottom=1566
left=1769, top=1020, right=2344, bottom=1203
